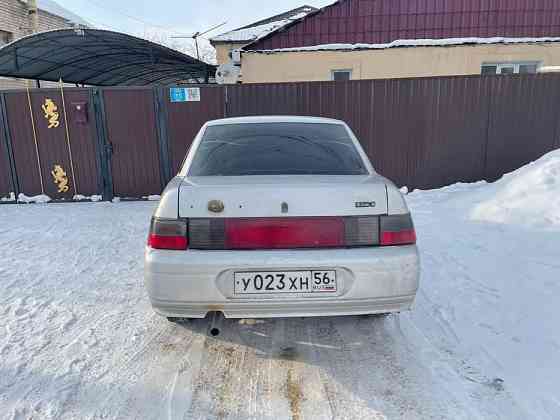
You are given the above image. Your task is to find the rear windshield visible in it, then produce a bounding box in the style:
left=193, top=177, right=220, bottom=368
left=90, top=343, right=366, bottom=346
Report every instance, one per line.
left=187, top=122, right=368, bottom=176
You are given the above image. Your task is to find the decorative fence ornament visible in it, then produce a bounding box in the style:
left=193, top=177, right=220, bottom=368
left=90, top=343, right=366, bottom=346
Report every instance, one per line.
left=51, top=164, right=70, bottom=193
left=42, top=98, right=60, bottom=128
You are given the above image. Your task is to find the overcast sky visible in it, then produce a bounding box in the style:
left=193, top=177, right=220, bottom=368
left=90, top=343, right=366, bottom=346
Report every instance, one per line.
left=54, top=0, right=333, bottom=54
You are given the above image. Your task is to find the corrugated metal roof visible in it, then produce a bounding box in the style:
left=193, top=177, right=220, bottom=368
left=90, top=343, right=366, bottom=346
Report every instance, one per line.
left=210, top=5, right=317, bottom=43
left=247, top=0, right=560, bottom=51
left=0, top=29, right=216, bottom=86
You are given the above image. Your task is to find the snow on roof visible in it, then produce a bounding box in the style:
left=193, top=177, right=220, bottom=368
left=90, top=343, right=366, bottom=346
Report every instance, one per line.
left=246, top=37, right=560, bottom=53
left=211, top=20, right=293, bottom=43
left=211, top=7, right=315, bottom=43
left=20, top=0, right=89, bottom=26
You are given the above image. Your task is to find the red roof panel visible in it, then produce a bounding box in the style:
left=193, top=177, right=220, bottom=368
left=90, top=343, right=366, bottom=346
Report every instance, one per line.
left=248, top=0, right=560, bottom=50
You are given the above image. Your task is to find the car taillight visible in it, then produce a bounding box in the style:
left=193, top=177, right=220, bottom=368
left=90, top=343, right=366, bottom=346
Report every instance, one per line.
left=147, top=218, right=188, bottom=250
left=344, top=216, right=379, bottom=246
left=226, top=217, right=345, bottom=249
left=379, top=214, right=417, bottom=246
left=188, top=216, right=382, bottom=250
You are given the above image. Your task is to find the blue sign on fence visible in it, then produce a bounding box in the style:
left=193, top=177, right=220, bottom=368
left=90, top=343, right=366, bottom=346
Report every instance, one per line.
left=169, top=87, right=201, bottom=103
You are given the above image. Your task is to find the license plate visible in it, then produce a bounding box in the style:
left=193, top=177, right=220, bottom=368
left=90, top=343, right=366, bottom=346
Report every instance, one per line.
left=234, top=271, right=337, bottom=295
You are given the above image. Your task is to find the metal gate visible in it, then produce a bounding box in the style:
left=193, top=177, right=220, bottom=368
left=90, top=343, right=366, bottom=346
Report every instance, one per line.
left=2, top=88, right=101, bottom=200
left=102, top=88, right=163, bottom=198
left=162, top=85, right=225, bottom=174
left=0, top=94, right=15, bottom=199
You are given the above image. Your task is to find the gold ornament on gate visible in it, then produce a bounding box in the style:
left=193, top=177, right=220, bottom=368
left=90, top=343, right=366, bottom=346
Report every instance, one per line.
left=42, top=98, right=60, bottom=128
left=51, top=164, right=70, bottom=193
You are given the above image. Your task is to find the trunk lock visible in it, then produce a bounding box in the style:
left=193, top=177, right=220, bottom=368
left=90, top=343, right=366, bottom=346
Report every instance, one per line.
left=208, top=200, right=225, bottom=213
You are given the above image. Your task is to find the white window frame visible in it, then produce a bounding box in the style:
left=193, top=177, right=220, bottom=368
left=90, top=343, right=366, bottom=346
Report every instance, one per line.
left=331, top=69, right=352, bottom=81
left=481, top=61, right=542, bottom=75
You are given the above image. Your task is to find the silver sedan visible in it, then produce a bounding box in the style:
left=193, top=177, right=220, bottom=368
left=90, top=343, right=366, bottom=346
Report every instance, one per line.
left=144, top=116, right=419, bottom=320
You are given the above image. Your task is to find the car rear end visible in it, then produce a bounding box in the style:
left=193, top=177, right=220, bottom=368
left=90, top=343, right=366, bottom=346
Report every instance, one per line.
left=144, top=117, right=419, bottom=319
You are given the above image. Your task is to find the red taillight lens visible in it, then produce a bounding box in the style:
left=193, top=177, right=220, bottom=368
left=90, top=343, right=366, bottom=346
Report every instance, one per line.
left=188, top=216, right=381, bottom=250
left=186, top=214, right=415, bottom=250
left=225, top=217, right=345, bottom=249
left=147, top=218, right=188, bottom=250
left=380, top=214, right=416, bottom=246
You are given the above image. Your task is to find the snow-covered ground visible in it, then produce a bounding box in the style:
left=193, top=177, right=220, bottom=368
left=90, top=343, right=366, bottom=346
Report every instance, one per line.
left=1, top=150, right=559, bottom=420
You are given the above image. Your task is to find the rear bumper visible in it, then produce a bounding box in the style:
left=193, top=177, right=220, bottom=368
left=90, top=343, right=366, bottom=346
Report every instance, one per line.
left=144, top=246, right=420, bottom=319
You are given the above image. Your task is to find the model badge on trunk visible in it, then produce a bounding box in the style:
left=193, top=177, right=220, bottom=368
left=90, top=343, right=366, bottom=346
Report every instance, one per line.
left=355, top=201, right=376, bottom=208
left=208, top=200, right=225, bottom=213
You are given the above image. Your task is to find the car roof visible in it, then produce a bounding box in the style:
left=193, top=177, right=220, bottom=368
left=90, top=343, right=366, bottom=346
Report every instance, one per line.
left=206, top=116, right=345, bottom=126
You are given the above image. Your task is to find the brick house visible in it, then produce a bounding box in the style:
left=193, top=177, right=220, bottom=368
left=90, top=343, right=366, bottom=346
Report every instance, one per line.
left=0, top=0, right=88, bottom=89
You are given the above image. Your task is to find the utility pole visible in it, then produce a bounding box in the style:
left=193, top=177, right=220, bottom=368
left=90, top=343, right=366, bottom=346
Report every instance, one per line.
left=27, top=0, right=40, bottom=88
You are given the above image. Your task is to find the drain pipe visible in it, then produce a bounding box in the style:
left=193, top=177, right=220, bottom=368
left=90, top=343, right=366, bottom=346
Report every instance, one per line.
left=28, top=0, right=39, bottom=33
left=27, top=0, right=40, bottom=88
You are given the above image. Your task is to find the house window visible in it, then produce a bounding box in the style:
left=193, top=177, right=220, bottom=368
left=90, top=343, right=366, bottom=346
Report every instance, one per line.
left=0, top=30, right=13, bottom=46
left=331, top=69, right=352, bottom=81
left=481, top=62, right=540, bottom=75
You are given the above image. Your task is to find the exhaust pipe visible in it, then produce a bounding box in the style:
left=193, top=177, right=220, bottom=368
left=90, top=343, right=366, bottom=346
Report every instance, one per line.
left=208, top=311, right=224, bottom=337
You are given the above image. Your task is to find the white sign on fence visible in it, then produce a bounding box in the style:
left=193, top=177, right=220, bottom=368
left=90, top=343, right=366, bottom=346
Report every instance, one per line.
left=169, top=87, right=201, bottom=103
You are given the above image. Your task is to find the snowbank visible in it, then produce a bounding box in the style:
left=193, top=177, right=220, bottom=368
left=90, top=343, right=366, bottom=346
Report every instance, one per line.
left=469, top=150, right=560, bottom=228
left=1, top=192, right=15, bottom=202
left=408, top=149, right=560, bottom=230
left=143, top=195, right=161, bottom=201
left=73, top=194, right=102, bottom=202
left=17, top=193, right=51, bottom=204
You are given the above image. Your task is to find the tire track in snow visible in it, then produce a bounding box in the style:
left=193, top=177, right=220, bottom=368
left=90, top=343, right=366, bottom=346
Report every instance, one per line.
left=167, top=325, right=207, bottom=420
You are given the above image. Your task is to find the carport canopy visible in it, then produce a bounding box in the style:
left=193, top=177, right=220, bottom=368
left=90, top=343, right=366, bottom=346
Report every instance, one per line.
left=0, top=28, right=216, bottom=86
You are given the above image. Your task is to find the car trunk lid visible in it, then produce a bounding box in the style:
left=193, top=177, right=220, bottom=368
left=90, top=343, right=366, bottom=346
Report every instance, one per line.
left=178, top=175, right=388, bottom=218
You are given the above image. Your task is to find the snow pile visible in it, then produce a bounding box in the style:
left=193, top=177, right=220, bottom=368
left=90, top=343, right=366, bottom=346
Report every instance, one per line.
left=1, top=192, right=15, bottom=202
left=17, top=193, right=51, bottom=204
left=143, top=195, right=161, bottom=201
left=468, top=149, right=560, bottom=229
left=73, top=194, right=102, bottom=202
left=406, top=149, right=560, bottom=230
left=248, top=36, right=560, bottom=53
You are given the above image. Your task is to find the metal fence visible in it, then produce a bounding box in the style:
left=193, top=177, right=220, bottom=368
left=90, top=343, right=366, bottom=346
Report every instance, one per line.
left=1, top=74, right=559, bottom=202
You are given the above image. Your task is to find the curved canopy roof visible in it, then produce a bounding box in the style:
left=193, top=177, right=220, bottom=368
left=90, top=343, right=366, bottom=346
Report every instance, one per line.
left=0, top=28, right=216, bottom=86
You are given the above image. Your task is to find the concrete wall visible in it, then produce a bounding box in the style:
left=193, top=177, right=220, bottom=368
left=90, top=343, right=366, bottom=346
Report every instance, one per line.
left=241, top=42, right=560, bottom=83
left=0, top=0, right=75, bottom=89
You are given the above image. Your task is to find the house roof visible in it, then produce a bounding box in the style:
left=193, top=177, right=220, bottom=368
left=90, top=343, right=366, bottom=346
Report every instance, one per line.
left=0, top=29, right=216, bottom=86
left=246, top=0, right=560, bottom=51
left=210, top=5, right=317, bottom=44
left=20, top=0, right=90, bottom=27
